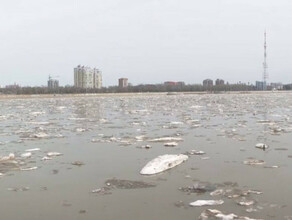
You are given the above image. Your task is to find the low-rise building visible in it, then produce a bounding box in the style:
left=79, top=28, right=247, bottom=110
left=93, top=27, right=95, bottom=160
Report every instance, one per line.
left=270, top=82, right=283, bottom=90
left=164, top=81, right=185, bottom=87
left=5, top=83, right=20, bottom=89
left=164, top=81, right=177, bottom=86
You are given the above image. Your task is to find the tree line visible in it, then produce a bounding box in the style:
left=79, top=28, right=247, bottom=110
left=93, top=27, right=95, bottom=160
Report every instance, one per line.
left=0, top=83, right=290, bottom=95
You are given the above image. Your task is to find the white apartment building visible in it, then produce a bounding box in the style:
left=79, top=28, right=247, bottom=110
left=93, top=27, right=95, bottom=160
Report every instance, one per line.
left=74, top=65, right=102, bottom=89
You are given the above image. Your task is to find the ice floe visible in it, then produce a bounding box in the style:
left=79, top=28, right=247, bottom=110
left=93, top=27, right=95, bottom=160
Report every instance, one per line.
left=189, top=200, right=224, bottom=207
left=140, top=154, right=188, bottom=175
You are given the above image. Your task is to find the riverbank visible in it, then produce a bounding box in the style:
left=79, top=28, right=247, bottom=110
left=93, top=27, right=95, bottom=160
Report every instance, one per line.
left=0, top=90, right=290, bottom=100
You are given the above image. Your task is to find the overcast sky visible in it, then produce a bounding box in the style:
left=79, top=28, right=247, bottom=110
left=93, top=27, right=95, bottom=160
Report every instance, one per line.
left=0, top=0, right=292, bottom=86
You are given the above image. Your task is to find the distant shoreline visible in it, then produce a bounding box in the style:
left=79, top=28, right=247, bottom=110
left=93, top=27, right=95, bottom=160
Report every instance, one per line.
left=0, top=90, right=291, bottom=100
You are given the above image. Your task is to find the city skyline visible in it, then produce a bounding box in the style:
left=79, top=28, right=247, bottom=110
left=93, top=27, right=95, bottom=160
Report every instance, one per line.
left=1, top=0, right=292, bottom=86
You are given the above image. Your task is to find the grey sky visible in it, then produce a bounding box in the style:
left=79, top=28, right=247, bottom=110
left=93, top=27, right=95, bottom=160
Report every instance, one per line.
left=1, top=0, right=292, bottom=86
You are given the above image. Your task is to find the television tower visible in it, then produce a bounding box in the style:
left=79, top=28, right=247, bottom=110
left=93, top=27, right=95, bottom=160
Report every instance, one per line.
left=263, top=31, right=268, bottom=90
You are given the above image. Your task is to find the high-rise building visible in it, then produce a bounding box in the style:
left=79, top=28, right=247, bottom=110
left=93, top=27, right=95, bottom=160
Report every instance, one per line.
left=256, top=81, right=266, bottom=90
left=74, top=65, right=102, bottom=89
left=119, top=78, right=128, bottom=88
left=215, top=79, right=224, bottom=85
left=48, top=76, right=59, bottom=89
left=203, top=79, right=213, bottom=87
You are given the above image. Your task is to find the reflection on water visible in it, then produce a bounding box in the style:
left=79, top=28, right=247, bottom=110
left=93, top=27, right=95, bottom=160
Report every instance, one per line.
left=0, top=92, right=291, bottom=220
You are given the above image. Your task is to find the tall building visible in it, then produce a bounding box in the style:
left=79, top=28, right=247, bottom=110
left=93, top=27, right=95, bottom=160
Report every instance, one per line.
left=203, top=79, right=213, bottom=87
left=48, top=76, right=59, bottom=89
left=256, top=81, right=266, bottom=90
left=74, top=65, right=102, bottom=89
left=215, top=79, right=224, bottom=85
left=119, top=78, right=128, bottom=88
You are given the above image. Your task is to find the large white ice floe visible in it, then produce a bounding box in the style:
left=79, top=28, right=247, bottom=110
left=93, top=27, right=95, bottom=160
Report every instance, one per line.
left=140, top=154, right=188, bottom=175
left=190, top=200, right=224, bottom=207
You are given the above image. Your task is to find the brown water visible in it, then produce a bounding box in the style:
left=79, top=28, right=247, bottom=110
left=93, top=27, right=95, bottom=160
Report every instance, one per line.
left=0, top=92, right=291, bottom=220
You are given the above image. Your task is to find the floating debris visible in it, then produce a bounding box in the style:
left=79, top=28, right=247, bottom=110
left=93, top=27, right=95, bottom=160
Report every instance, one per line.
left=30, top=132, right=49, bottom=138
left=255, top=143, right=269, bottom=150
left=201, top=157, right=210, bottom=160
left=210, top=189, right=225, bottom=196
left=237, top=199, right=255, bottom=206
left=149, top=137, right=183, bottom=142
left=137, top=145, right=152, bottom=149
left=264, top=165, right=279, bottom=169
left=47, top=152, right=63, bottom=157
left=185, top=150, right=205, bottom=156
left=92, top=188, right=102, bottom=193
left=140, top=154, right=188, bottom=175
left=41, top=156, right=52, bottom=161
left=274, top=147, right=288, bottom=151
left=179, top=182, right=217, bottom=194
left=163, top=142, right=178, bottom=147
left=25, top=148, right=41, bottom=152
left=72, top=161, right=85, bottom=166
left=243, top=160, right=265, bottom=166
left=21, top=166, right=38, bottom=171
left=174, top=200, right=187, bottom=208
left=7, top=187, right=30, bottom=192
left=21, top=152, right=32, bottom=158
left=104, top=178, right=156, bottom=189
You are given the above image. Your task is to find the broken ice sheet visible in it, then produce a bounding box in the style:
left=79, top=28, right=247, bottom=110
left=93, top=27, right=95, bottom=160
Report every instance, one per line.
left=198, top=209, right=264, bottom=220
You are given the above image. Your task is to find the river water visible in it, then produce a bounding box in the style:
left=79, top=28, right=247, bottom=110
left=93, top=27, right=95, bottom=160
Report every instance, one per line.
left=0, top=92, right=291, bottom=220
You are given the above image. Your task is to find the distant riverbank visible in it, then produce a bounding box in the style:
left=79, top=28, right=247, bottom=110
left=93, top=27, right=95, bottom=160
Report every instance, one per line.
left=0, top=90, right=291, bottom=100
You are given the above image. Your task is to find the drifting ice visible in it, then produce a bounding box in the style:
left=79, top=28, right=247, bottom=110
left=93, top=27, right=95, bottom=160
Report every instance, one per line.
left=189, top=200, right=224, bottom=207
left=140, top=154, right=188, bottom=175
